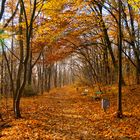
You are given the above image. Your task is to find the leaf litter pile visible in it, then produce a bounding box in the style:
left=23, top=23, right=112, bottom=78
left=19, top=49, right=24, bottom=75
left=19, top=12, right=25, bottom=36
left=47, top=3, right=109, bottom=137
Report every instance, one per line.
left=0, top=85, right=140, bottom=139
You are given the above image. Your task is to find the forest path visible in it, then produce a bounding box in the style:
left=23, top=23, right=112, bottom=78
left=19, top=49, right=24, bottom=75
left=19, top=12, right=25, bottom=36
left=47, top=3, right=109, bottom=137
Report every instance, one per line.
left=33, top=87, right=104, bottom=139
left=1, top=86, right=140, bottom=139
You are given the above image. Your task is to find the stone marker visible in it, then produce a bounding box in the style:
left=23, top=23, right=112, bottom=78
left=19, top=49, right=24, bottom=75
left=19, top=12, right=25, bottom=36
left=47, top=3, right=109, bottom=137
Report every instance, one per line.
left=81, top=89, right=88, bottom=95
left=101, top=98, right=110, bottom=112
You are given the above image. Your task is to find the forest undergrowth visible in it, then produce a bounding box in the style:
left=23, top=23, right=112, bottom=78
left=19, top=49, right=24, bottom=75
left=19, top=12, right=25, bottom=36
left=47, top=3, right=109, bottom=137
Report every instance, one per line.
left=0, top=85, right=140, bottom=140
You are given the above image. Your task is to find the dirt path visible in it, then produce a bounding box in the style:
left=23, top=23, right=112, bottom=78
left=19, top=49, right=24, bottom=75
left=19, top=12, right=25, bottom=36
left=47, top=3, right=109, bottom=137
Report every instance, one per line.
left=1, top=86, right=140, bottom=139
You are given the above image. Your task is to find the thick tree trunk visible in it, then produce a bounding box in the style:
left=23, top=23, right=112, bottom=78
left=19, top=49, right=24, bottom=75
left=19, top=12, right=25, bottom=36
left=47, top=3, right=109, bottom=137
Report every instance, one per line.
left=13, top=3, right=24, bottom=118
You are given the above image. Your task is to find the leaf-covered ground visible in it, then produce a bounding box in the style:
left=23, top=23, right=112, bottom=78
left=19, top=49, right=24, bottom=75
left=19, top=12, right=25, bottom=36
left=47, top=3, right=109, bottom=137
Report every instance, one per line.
left=0, top=85, right=140, bottom=139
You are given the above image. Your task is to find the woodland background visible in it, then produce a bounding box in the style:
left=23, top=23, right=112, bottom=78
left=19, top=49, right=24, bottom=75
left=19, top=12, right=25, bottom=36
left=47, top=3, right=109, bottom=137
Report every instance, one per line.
left=0, top=0, right=140, bottom=139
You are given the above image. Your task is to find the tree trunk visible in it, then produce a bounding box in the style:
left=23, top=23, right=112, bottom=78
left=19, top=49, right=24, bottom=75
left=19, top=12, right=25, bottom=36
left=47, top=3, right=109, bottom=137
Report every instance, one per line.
left=128, top=4, right=140, bottom=84
left=136, top=61, right=140, bottom=84
left=14, top=92, right=22, bottom=118
left=0, top=0, right=6, bottom=21
left=1, top=52, right=4, bottom=95
left=47, top=65, right=52, bottom=92
left=117, top=0, right=123, bottom=118
left=54, top=63, right=57, bottom=88
left=28, top=51, right=32, bottom=85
